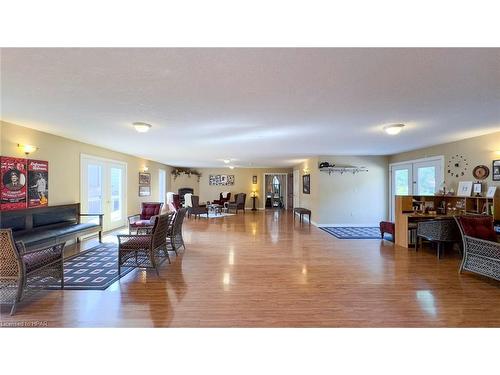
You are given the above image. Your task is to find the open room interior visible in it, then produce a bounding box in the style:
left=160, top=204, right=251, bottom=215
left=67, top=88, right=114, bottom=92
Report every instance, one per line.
left=1, top=47, right=499, bottom=330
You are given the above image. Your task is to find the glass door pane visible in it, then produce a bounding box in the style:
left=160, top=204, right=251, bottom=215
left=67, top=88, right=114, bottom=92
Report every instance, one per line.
left=415, top=166, right=436, bottom=195
left=109, top=166, right=123, bottom=225
left=390, top=164, right=413, bottom=221
left=87, top=163, right=103, bottom=224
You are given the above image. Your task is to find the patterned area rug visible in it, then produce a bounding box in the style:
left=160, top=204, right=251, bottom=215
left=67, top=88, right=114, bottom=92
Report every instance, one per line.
left=320, top=226, right=388, bottom=240
left=199, top=212, right=235, bottom=219
left=48, top=243, right=134, bottom=290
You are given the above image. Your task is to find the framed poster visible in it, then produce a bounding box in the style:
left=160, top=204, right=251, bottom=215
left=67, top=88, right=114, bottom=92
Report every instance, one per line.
left=139, top=172, right=151, bottom=186
left=252, top=175, right=257, bottom=184
left=28, top=160, right=49, bottom=207
left=457, top=181, right=473, bottom=197
left=487, top=186, right=497, bottom=198
left=1, top=156, right=28, bottom=210
left=493, top=160, right=500, bottom=181
left=209, top=174, right=235, bottom=186
left=303, top=174, right=310, bottom=194
left=139, top=186, right=151, bottom=196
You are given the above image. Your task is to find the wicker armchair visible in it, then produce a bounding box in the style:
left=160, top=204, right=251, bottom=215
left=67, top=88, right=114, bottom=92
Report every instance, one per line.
left=225, top=193, right=247, bottom=214
left=118, top=213, right=173, bottom=277
left=455, top=215, right=500, bottom=281
left=0, top=229, right=65, bottom=315
left=167, top=208, right=187, bottom=255
left=128, top=202, right=163, bottom=234
left=416, top=218, right=461, bottom=258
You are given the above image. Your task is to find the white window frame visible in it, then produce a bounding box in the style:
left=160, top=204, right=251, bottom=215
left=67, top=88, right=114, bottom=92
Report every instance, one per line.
left=389, top=155, right=444, bottom=221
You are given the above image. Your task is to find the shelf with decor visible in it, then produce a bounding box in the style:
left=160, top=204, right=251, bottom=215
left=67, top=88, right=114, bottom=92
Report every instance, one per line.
left=394, top=192, right=499, bottom=248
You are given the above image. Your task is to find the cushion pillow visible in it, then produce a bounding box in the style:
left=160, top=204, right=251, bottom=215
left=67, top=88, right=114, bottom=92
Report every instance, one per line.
left=458, top=216, right=497, bottom=242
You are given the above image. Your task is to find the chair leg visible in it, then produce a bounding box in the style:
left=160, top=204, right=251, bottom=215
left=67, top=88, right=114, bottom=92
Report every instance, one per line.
left=437, top=242, right=442, bottom=259
left=61, top=261, right=65, bottom=289
left=11, top=278, right=24, bottom=316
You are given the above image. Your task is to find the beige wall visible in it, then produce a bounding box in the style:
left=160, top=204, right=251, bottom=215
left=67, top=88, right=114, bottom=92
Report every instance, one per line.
left=295, top=156, right=388, bottom=226
left=196, top=167, right=292, bottom=209
left=1, top=121, right=172, bottom=216
left=294, top=157, right=319, bottom=215
left=316, top=156, right=388, bottom=226
left=389, top=131, right=500, bottom=191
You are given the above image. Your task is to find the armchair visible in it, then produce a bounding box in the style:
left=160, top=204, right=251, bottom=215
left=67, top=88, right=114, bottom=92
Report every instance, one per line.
left=213, top=192, right=231, bottom=206
left=128, top=202, right=163, bottom=234
left=118, top=213, right=173, bottom=276
left=225, top=193, right=247, bottom=214
left=187, top=195, right=208, bottom=218
left=0, top=229, right=65, bottom=315
left=455, top=215, right=500, bottom=281
left=166, top=193, right=181, bottom=212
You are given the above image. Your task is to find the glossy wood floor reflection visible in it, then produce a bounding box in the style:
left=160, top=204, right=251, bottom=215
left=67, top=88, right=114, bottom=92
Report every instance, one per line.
left=1, top=210, right=499, bottom=327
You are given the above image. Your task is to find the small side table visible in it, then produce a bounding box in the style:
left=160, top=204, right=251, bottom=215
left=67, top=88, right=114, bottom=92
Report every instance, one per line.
left=251, top=196, right=257, bottom=211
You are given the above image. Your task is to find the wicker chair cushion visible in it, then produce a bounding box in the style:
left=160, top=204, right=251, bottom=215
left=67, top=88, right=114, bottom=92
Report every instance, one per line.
left=130, top=219, right=153, bottom=228
left=23, top=248, right=63, bottom=273
left=458, top=216, right=497, bottom=242
left=119, top=236, right=151, bottom=249
left=140, top=203, right=162, bottom=220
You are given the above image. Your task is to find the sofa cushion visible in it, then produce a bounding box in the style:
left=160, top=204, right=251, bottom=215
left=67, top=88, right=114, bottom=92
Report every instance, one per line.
left=140, top=203, right=162, bottom=220
left=23, top=247, right=63, bottom=273
left=0, top=214, right=26, bottom=231
left=119, top=236, right=151, bottom=250
left=458, top=216, right=497, bottom=242
left=130, top=219, right=154, bottom=227
left=32, top=208, right=78, bottom=227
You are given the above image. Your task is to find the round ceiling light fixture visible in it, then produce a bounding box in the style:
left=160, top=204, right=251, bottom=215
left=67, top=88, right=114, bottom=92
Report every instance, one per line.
left=223, top=159, right=231, bottom=164
left=228, top=165, right=235, bottom=169
left=133, top=122, right=152, bottom=133
left=384, top=123, right=405, bottom=135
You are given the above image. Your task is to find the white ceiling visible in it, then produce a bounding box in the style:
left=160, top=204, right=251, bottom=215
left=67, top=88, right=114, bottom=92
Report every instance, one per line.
left=1, top=48, right=499, bottom=167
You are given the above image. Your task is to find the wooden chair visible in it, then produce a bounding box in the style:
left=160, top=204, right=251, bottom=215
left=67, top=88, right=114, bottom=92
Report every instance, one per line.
left=118, top=213, right=173, bottom=277
left=0, top=229, right=65, bottom=315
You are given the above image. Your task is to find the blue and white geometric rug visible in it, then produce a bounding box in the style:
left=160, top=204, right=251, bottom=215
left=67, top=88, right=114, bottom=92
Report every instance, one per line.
left=320, top=227, right=385, bottom=240
left=47, top=243, right=134, bottom=290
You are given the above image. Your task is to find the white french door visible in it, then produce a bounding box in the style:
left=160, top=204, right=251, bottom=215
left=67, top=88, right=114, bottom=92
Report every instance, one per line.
left=81, top=155, right=127, bottom=231
left=293, top=169, right=300, bottom=208
left=389, top=157, right=443, bottom=221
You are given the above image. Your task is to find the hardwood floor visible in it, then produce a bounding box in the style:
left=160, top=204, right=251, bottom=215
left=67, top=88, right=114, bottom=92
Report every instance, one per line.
left=1, top=209, right=499, bottom=327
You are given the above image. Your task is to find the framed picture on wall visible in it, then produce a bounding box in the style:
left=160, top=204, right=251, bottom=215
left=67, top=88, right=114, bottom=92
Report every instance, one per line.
left=139, top=172, right=151, bottom=186
left=252, top=175, right=257, bottom=184
left=493, top=160, right=500, bottom=181
left=139, top=185, right=151, bottom=196
left=303, top=174, right=310, bottom=194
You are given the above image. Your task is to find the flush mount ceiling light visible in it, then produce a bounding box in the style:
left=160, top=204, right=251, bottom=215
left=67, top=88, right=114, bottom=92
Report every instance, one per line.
left=384, top=124, right=405, bottom=135
left=133, top=122, right=152, bottom=133
left=228, top=166, right=235, bottom=169
left=223, top=159, right=231, bottom=164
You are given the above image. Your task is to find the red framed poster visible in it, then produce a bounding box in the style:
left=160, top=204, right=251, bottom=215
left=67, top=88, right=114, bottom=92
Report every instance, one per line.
left=1, top=156, right=28, bottom=210
left=28, top=159, right=49, bottom=208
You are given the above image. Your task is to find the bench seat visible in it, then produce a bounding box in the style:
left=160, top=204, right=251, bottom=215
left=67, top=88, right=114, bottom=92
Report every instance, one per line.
left=15, top=222, right=100, bottom=249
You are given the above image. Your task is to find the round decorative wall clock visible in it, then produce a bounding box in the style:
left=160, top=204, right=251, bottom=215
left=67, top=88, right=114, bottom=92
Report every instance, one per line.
left=472, top=165, right=489, bottom=180
left=447, top=154, right=468, bottom=178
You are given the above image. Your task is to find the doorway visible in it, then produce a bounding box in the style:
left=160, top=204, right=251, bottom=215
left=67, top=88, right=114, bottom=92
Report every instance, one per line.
left=389, top=156, right=444, bottom=221
left=81, top=154, right=127, bottom=231
left=263, top=173, right=288, bottom=209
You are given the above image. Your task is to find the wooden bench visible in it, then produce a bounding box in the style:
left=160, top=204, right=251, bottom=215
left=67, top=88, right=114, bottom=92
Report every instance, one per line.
left=0, top=203, right=103, bottom=250
left=293, top=207, right=311, bottom=225
left=379, top=221, right=395, bottom=242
